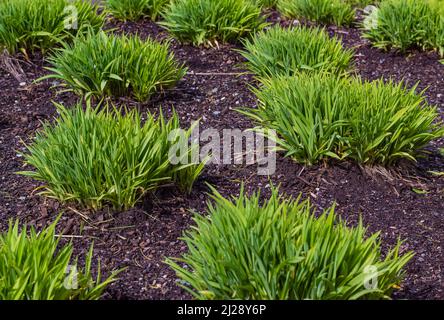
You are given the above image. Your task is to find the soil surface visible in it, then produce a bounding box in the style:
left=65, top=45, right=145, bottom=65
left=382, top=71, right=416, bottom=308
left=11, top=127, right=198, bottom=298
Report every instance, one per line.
left=0, top=12, right=443, bottom=300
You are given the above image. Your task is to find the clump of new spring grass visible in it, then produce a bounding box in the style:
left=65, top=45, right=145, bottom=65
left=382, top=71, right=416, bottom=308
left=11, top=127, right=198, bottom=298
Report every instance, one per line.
left=19, top=102, right=205, bottom=210
left=277, top=0, right=356, bottom=26
left=167, top=186, right=413, bottom=299
left=0, top=217, right=120, bottom=300
left=0, top=0, right=105, bottom=54
left=42, top=30, right=186, bottom=102
left=240, top=25, right=354, bottom=78
left=239, top=73, right=443, bottom=165
left=160, top=0, right=268, bottom=46
left=106, top=0, right=170, bottom=21
left=363, top=0, right=444, bottom=57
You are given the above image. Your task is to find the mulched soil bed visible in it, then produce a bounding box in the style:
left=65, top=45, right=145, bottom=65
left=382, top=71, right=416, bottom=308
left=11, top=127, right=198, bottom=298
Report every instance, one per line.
left=0, top=12, right=443, bottom=300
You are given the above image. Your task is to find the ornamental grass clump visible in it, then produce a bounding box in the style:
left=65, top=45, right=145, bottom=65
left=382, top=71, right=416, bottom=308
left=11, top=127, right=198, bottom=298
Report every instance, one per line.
left=240, top=25, right=354, bottom=78
left=42, top=30, right=186, bottom=102
left=106, top=0, right=170, bottom=21
left=363, top=0, right=444, bottom=56
left=167, top=186, right=413, bottom=300
left=160, top=0, right=268, bottom=46
left=239, top=73, right=443, bottom=165
left=0, top=218, right=120, bottom=300
left=277, top=0, right=355, bottom=26
left=0, top=0, right=105, bottom=54
left=19, top=102, right=204, bottom=210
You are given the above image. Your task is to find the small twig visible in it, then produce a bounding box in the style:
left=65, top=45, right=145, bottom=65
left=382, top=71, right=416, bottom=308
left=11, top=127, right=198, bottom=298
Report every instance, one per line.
left=142, top=210, right=161, bottom=221
left=116, top=234, right=127, bottom=240
left=190, top=72, right=249, bottom=76
left=55, top=234, right=86, bottom=239
left=106, top=225, right=135, bottom=231
left=95, top=218, right=114, bottom=225
left=134, top=259, right=143, bottom=268
left=295, top=175, right=315, bottom=187
left=297, top=167, right=305, bottom=176
left=67, top=206, right=90, bottom=221
left=0, top=50, right=27, bottom=83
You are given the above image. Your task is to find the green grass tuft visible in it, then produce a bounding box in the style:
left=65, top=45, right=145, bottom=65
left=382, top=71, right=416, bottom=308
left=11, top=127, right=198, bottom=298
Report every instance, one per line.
left=106, top=0, right=170, bottom=21
left=167, top=186, right=413, bottom=299
left=363, top=0, right=444, bottom=57
left=19, top=102, right=204, bottom=210
left=239, top=73, right=444, bottom=166
left=277, top=0, right=356, bottom=26
left=0, top=0, right=105, bottom=54
left=0, top=217, right=120, bottom=300
left=160, top=0, right=268, bottom=46
left=42, top=30, right=186, bottom=102
left=239, top=25, right=354, bottom=79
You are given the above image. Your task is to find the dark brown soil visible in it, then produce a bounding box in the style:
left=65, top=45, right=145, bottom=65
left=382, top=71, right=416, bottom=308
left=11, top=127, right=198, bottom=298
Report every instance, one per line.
left=0, top=13, right=443, bottom=300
